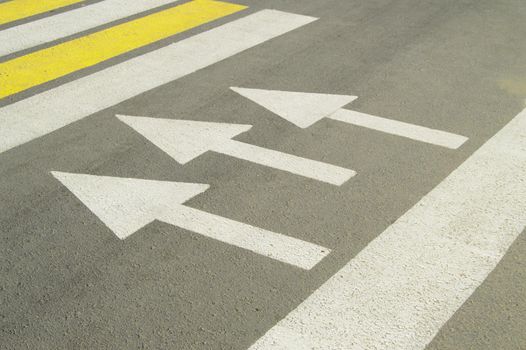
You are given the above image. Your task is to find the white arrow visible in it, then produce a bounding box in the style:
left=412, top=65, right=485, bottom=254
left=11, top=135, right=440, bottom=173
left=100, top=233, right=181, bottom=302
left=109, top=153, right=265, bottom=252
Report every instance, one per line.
left=52, top=172, right=330, bottom=270
left=231, top=87, right=468, bottom=149
left=116, top=115, right=355, bottom=186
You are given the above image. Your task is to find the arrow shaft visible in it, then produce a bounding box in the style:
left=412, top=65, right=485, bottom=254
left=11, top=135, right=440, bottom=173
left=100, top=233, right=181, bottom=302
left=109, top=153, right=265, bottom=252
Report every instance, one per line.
left=329, top=109, right=468, bottom=149
left=159, top=205, right=330, bottom=270
left=213, top=140, right=355, bottom=185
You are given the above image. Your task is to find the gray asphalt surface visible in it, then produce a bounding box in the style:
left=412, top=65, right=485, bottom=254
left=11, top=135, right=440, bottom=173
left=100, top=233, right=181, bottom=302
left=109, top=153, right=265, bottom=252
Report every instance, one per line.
left=1, top=0, right=525, bottom=348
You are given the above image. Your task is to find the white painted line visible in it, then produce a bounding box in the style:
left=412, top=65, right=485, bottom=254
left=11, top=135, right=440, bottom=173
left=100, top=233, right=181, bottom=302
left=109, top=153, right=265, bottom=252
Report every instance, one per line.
left=52, top=172, right=330, bottom=270
left=250, top=108, right=526, bottom=349
left=217, top=138, right=355, bottom=185
left=231, top=87, right=468, bottom=149
left=0, top=10, right=317, bottom=156
left=0, top=0, right=181, bottom=57
left=329, top=109, right=468, bottom=149
left=117, top=115, right=355, bottom=186
left=164, top=206, right=330, bottom=270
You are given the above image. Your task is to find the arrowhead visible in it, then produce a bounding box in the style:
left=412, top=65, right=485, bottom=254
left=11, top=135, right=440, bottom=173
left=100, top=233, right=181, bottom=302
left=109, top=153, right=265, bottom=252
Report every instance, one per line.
left=117, top=115, right=252, bottom=164
left=52, top=172, right=209, bottom=239
left=231, top=87, right=357, bottom=128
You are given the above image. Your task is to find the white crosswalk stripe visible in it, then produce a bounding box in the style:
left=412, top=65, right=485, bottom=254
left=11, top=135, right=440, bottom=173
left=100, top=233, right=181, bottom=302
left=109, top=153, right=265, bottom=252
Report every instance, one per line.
left=250, top=108, right=526, bottom=350
left=0, top=0, right=181, bottom=57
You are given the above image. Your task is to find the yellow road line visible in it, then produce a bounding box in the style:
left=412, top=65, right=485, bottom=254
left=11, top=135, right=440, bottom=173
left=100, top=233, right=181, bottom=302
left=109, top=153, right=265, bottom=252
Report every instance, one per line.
left=0, top=0, right=246, bottom=98
left=0, top=0, right=83, bottom=26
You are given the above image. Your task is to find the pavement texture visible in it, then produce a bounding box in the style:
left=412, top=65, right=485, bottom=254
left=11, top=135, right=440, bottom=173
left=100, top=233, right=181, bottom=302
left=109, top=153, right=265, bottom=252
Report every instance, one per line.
left=0, top=0, right=525, bottom=349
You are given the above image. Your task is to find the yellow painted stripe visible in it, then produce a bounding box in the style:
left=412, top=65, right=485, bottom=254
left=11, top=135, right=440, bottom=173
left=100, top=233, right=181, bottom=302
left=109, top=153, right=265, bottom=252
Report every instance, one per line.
left=0, top=0, right=83, bottom=26
left=0, top=0, right=246, bottom=98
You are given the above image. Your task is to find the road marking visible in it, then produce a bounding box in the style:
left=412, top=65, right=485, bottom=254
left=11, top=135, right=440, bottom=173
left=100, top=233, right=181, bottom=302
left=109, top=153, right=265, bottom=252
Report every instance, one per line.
left=330, top=109, right=467, bottom=149
left=117, top=115, right=356, bottom=186
left=0, top=10, right=317, bottom=156
left=0, top=0, right=246, bottom=99
left=0, top=0, right=82, bottom=26
left=52, top=172, right=330, bottom=270
left=232, top=87, right=468, bottom=149
left=232, top=87, right=357, bottom=128
left=0, top=0, right=183, bottom=57
left=250, top=108, right=526, bottom=349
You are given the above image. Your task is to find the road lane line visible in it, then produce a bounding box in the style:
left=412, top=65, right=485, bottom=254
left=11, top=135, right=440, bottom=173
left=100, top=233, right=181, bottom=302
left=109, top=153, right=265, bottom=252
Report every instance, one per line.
left=329, top=109, right=468, bottom=149
left=250, top=108, right=526, bottom=349
left=0, top=0, right=246, bottom=99
left=0, top=0, right=83, bottom=26
left=0, top=0, right=182, bottom=57
left=0, top=10, right=317, bottom=156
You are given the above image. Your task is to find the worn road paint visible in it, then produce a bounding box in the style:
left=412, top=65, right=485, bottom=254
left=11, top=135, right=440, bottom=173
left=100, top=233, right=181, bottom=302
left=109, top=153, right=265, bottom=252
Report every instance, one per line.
left=0, top=10, right=317, bottom=156
left=0, top=0, right=182, bottom=57
left=250, top=108, right=526, bottom=349
left=0, top=0, right=246, bottom=98
left=117, top=115, right=355, bottom=186
left=232, top=87, right=468, bottom=149
left=0, top=0, right=82, bottom=26
left=52, top=172, right=330, bottom=270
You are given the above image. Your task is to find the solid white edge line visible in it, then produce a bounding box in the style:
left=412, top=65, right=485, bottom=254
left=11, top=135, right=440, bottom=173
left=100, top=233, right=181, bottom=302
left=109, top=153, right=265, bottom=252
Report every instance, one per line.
left=0, top=0, right=181, bottom=57
left=0, top=10, right=317, bottom=155
left=250, top=108, right=526, bottom=349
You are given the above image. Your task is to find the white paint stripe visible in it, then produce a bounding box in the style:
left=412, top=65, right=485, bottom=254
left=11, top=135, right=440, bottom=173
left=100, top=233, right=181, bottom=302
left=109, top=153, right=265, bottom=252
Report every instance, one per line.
left=215, top=140, right=356, bottom=185
left=329, top=109, right=468, bottom=149
left=0, top=0, right=180, bottom=57
left=0, top=10, right=317, bottom=155
left=250, top=108, right=526, bottom=349
left=161, top=206, right=330, bottom=270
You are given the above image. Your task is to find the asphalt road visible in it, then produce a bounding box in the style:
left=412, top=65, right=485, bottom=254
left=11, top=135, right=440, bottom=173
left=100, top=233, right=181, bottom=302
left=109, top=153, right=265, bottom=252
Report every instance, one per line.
left=1, top=0, right=525, bottom=349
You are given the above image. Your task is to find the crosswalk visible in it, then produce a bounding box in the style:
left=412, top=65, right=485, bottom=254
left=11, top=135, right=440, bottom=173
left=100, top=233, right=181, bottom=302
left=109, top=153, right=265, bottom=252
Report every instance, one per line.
left=2, top=1, right=520, bottom=349
left=0, top=0, right=83, bottom=26
left=0, top=0, right=246, bottom=98
left=0, top=0, right=180, bottom=57
left=0, top=0, right=468, bottom=158
left=0, top=0, right=473, bottom=282
left=0, top=5, right=316, bottom=154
